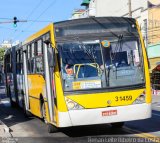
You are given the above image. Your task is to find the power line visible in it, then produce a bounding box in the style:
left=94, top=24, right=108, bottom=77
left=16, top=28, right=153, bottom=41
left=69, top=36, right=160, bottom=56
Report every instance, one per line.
left=0, top=26, right=36, bottom=32
left=25, top=0, right=57, bottom=29
left=7, top=0, right=45, bottom=41
left=25, top=0, right=45, bottom=20
left=27, top=19, right=52, bottom=23
left=12, top=0, right=57, bottom=41
left=0, top=18, right=12, bottom=20
left=0, top=18, right=52, bottom=23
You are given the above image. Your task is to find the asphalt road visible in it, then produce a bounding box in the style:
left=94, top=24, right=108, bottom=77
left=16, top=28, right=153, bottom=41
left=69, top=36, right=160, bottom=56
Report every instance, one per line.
left=0, top=84, right=160, bottom=143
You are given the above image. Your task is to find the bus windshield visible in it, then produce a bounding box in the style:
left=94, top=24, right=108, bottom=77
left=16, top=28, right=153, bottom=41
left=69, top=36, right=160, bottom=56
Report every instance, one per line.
left=58, top=37, right=144, bottom=91
left=102, top=38, right=144, bottom=87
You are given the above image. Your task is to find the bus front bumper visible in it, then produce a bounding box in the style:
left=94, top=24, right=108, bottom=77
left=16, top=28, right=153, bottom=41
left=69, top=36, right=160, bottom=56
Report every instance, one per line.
left=58, top=103, right=151, bottom=127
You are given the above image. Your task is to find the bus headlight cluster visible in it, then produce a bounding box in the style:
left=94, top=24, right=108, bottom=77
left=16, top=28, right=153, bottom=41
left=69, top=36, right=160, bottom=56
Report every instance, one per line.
left=65, top=98, right=84, bottom=110
left=133, top=94, right=145, bottom=104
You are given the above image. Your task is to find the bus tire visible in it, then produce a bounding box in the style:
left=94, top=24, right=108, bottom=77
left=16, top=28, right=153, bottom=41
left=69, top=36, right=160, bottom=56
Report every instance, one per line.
left=47, top=123, right=58, bottom=133
left=42, top=102, right=47, bottom=123
left=111, top=122, right=124, bottom=128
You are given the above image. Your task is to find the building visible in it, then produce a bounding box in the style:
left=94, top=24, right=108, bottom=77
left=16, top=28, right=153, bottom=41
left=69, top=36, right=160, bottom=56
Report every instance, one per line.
left=147, top=43, right=160, bottom=71
left=80, top=0, right=147, bottom=18
left=147, top=1, right=160, bottom=72
left=148, top=3, right=160, bottom=45
left=0, top=40, right=12, bottom=48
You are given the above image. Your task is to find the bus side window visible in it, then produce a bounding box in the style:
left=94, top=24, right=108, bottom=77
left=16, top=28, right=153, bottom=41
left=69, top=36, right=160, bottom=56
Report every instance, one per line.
left=35, top=40, right=43, bottom=73
left=20, top=50, right=23, bottom=74
left=30, top=43, right=36, bottom=73
left=16, top=49, right=23, bottom=74
left=6, top=54, right=11, bottom=73
left=27, top=45, right=31, bottom=74
left=16, top=50, right=20, bottom=74
left=26, top=44, right=36, bottom=74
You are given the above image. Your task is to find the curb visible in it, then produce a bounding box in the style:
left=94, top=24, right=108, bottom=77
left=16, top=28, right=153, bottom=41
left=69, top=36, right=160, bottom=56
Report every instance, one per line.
left=0, top=120, right=12, bottom=137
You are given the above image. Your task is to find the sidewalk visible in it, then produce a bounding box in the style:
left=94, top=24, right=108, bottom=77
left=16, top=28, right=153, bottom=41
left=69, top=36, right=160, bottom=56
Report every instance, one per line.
left=0, top=83, right=12, bottom=137
left=0, top=120, right=11, bottom=137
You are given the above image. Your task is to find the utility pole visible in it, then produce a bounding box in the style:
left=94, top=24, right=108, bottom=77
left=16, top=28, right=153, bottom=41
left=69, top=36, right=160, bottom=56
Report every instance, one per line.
left=128, top=0, right=132, bottom=18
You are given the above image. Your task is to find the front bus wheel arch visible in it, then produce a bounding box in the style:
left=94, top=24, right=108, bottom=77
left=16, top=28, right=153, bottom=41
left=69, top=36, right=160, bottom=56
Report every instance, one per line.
left=40, top=95, right=58, bottom=133
left=41, top=99, right=47, bottom=123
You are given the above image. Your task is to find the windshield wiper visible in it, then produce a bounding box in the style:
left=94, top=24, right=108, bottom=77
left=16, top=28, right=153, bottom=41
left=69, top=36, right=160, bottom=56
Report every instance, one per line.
left=110, top=34, right=123, bottom=61
left=75, top=36, right=97, bottom=64
left=80, top=43, right=96, bottom=64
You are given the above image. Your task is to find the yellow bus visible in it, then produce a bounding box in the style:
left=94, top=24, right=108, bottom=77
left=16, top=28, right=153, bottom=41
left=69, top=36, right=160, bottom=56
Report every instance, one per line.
left=4, top=17, right=151, bottom=133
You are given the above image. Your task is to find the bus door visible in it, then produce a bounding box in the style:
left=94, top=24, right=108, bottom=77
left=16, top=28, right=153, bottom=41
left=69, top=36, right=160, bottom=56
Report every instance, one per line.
left=43, top=40, right=55, bottom=123
left=23, top=48, right=30, bottom=111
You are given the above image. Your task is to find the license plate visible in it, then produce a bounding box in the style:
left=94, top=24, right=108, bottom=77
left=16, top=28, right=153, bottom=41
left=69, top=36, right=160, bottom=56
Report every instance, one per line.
left=102, top=110, right=117, bottom=116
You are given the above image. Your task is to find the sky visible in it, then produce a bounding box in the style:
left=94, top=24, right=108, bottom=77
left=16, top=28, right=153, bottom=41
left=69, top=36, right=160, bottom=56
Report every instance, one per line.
left=0, top=0, right=82, bottom=44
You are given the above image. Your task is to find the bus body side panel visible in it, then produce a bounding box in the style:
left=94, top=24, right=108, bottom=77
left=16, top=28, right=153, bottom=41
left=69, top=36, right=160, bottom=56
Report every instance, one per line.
left=27, top=74, right=45, bottom=117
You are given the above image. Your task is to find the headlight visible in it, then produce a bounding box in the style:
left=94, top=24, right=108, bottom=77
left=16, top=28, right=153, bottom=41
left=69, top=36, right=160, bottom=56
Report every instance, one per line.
left=65, top=98, right=84, bottom=110
left=133, top=94, right=145, bottom=104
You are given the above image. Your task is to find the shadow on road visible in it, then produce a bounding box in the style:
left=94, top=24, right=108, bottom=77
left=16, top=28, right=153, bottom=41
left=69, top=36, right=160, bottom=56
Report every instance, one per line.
left=60, top=124, right=129, bottom=137
left=0, top=83, right=34, bottom=129
left=0, top=103, right=34, bottom=129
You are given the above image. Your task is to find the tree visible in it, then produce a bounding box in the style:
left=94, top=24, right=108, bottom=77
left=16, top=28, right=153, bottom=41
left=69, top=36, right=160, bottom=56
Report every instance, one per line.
left=0, top=47, right=6, bottom=64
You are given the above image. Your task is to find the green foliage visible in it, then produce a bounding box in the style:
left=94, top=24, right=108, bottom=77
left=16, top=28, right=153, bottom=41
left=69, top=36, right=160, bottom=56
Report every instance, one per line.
left=0, top=48, right=6, bottom=63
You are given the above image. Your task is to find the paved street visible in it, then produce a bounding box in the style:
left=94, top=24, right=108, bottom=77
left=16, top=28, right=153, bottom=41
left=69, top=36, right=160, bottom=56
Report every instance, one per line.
left=0, top=84, right=160, bottom=143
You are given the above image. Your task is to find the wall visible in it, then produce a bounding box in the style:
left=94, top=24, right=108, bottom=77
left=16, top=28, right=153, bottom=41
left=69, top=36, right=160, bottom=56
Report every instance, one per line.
left=148, top=6, right=160, bottom=45
left=147, top=43, right=160, bottom=71
left=94, top=0, right=148, bottom=17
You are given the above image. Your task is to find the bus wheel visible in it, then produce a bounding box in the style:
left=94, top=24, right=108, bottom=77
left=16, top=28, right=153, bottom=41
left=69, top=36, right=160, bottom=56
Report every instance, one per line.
left=47, top=123, right=58, bottom=133
left=111, top=122, right=124, bottom=128
left=42, top=102, right=47, bottom=123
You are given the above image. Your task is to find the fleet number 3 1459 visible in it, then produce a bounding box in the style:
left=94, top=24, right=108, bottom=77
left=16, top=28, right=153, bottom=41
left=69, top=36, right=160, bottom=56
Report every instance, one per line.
left=115, top=96, right=132, bottom=102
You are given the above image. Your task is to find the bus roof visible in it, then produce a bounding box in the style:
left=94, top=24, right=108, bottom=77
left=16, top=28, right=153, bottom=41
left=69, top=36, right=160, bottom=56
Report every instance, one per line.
left=23, top=23, right=54, bottom=45
left=54, top=17, right=137, bottom=41
left=23, top=17, right=137, bottom=44
left=54, top=17, right=136, bottom=27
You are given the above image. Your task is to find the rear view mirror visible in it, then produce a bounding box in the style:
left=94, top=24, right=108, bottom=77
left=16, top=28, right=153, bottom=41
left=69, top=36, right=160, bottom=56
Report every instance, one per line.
left=44, top=40, right=56, bottom=67
left=48, top=47, right=55, bottom=67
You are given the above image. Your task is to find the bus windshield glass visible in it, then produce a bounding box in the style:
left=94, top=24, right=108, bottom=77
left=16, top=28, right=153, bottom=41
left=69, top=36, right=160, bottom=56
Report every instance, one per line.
left=58, top=41, right=103, bottom=91
left=58, top=37, right=144, bottom=91
left=102, top=37, right=144, bottom=88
